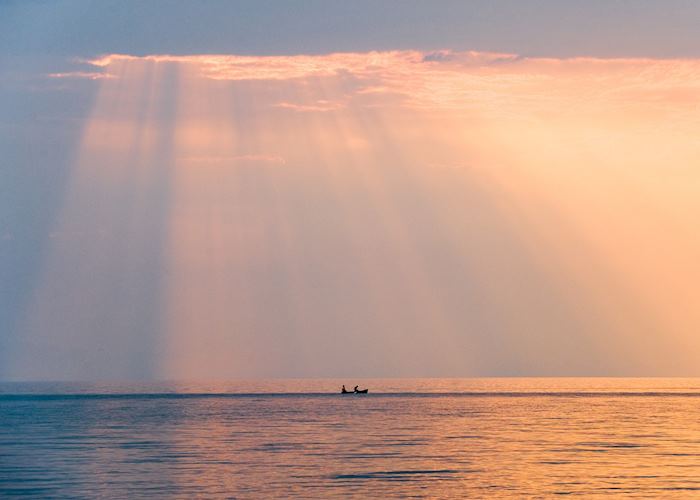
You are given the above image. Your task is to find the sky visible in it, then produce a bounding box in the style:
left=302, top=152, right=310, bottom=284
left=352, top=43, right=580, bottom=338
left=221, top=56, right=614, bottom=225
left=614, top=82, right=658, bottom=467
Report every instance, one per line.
left=2, top=1, right=700, bottom=380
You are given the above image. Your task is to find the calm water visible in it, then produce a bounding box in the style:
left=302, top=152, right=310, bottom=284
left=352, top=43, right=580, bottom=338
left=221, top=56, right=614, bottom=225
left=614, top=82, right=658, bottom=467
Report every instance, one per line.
left=2, top=378, right=700, bottom=498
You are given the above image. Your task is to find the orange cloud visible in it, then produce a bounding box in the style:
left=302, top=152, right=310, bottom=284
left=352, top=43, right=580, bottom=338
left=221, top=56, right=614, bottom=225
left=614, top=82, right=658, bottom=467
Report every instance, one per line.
left=274, top=100, right=345, bottom=112
left=78, top=51, right=700, bottom=98
left=65, top=51, right=700, bottom=137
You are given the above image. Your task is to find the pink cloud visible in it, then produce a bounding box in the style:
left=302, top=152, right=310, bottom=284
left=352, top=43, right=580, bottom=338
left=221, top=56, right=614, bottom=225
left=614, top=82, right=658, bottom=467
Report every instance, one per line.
left=74, top=51, right=700, bottom=114
left=273, top=100, right=345, bottom=112
left=48, top=71, right=114, bottom=80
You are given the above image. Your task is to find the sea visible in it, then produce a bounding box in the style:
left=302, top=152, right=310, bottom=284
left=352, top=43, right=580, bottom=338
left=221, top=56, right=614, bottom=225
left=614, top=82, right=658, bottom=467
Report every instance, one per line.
left=2, top=378, right=700, bottom=498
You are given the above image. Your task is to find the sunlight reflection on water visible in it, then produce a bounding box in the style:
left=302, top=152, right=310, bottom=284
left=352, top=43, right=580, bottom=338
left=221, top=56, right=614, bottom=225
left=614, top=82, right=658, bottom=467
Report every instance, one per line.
left=2, top=379, right=700, bottom=498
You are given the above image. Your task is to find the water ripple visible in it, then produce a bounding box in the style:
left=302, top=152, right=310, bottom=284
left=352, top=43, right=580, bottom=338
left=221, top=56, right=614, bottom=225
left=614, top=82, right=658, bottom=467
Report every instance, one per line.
left=2, top=379, right=700, bottom=497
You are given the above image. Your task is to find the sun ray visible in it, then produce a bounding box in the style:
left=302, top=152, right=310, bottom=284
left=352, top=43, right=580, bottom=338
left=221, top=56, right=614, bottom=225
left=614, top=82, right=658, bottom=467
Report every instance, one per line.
left=15, top=50, right=700, bottom=378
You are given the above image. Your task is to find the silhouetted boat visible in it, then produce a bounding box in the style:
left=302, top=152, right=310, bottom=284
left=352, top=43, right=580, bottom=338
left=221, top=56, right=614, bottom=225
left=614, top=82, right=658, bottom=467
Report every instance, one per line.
left=341, top=389, right=368, bottom=394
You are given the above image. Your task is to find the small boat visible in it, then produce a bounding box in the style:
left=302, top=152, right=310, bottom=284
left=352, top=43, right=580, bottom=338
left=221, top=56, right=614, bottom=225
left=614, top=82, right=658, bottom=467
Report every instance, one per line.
left=340, top=385, right=368, bottom=394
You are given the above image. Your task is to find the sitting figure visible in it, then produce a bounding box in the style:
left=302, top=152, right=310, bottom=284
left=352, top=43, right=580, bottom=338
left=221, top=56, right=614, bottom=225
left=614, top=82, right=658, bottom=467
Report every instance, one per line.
left=341, top=385, right=349, bottom=394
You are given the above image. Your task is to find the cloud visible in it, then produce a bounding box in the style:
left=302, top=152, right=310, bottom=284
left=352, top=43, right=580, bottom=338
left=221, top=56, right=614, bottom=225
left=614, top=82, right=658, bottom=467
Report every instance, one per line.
left=177, top=154, right=286, bottom=166
left=58, top=50, right=700, bottom=124
left=47, top=71, right=114, bottom=80
left=422, top=51, right=455, bottom=62
left=73, top=51, right=700, bottom=110
left=83, top=52, right=421, bottom=81
left=232, top=154, right=286, bottom=165
left=273, top=100, right=345, bottom=112
left=421, top=50, right=520, bottom=65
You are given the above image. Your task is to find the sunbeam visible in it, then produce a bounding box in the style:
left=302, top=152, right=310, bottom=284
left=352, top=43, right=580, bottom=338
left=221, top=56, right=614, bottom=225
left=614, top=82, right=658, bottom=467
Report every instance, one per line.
left=10, top=50, right=700, bottom=379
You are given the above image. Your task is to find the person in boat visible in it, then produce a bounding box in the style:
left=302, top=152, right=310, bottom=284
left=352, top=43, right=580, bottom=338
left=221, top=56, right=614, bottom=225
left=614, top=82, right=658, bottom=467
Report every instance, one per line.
left=353, top=385, right=359, bottom=393
left=341, top=385, right=349, bottom=394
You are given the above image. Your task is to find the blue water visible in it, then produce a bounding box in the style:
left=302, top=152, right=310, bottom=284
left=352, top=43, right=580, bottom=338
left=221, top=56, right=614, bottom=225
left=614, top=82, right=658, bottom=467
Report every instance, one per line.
left=2, top=379, right=700, bottom=498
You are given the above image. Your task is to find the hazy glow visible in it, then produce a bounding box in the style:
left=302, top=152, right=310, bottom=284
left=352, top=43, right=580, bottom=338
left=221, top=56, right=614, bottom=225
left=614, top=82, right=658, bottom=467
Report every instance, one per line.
left=11, top=50, right=700, bottom=378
